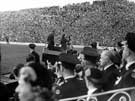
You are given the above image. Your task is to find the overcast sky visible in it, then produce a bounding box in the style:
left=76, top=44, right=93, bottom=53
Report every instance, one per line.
left=0, top=0, right=134, bottom=12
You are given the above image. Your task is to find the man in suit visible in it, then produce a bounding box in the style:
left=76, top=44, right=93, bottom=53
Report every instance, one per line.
left=55, top=53, right=87, bottom=100
left=100, top=50, right=120, bottom=91
left=47, top=31, right=55, bottom=50
left=26, top=43, right=40, bottom=63
left=118, top=32, right=135, bottom=88
left=60, top=34, right=68, bottom=51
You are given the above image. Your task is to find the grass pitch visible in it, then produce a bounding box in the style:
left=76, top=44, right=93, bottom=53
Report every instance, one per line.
left=0, top=42, right=83, bottom=74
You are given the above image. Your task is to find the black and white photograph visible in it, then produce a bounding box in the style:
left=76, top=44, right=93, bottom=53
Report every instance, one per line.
left=0, top=0, right=135, bottom=101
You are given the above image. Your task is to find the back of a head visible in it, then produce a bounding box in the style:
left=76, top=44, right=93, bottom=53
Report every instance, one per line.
left=13, top=63, right=24, bottom=77
left=25, top=62, right=53, bottom=90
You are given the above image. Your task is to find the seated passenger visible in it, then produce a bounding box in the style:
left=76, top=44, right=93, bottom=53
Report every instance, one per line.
left=100, top=50, right=121, bottom=91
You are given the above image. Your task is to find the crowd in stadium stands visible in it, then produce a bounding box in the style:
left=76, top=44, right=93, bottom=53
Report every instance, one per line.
left=2, top=0, right=134, bottom=46
left=1, top=32, right=135, bottom=101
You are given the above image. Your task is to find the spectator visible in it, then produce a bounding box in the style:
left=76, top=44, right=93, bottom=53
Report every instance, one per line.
left=4, top=34, right=9, bottom=44
left=15, top=62, right=55, bottom=101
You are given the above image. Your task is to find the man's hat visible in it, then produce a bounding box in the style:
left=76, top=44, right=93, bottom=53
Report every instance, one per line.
left=29, top=43, right=36, bottom=49
left=125, top=32, right=135, bottom=52
left=59, top=53, right=80, bottom=65
left=81, top=47, right=99, bottom=57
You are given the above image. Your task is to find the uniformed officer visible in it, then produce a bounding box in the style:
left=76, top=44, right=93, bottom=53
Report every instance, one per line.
left=81, top=46, right=100, bottom=71
left=55, top=53, right=88, bottom=100
left=81, top=47, right=103, bottom=95
left=26, top=43, right=40, bottom=63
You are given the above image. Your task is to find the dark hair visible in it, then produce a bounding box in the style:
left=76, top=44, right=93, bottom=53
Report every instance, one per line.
left=25, top=62, right=53, bottom=90
left=13, top=63, right=24, bottom=77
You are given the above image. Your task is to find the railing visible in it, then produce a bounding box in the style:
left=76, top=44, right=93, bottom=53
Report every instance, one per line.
left=59, top=87, right=135, bottom=101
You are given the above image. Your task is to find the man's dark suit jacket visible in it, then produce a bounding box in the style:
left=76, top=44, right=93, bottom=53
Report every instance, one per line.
left=29, top=51, right=40, bottom=63
left=102, top=64, right=120, bottom=91
left=47, top=33, right=55, bottom=50
left=118, top=63, right=135, bottom=88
